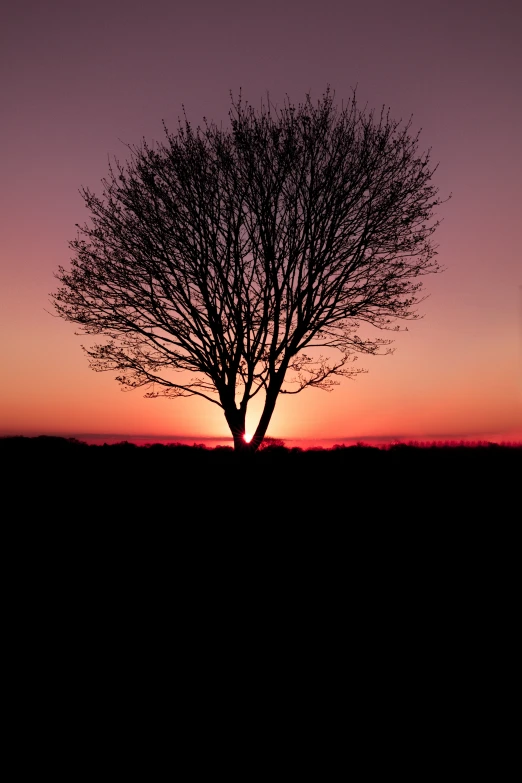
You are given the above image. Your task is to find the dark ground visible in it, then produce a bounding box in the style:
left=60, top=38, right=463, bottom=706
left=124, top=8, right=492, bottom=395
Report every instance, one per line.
left=2, top=435, right=517, bottom=732
left=3, top=435, right=519, bottom=517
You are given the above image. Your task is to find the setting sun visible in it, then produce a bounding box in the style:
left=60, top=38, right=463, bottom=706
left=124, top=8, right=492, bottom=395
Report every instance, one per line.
left=244, top=434, right=253, bottom=443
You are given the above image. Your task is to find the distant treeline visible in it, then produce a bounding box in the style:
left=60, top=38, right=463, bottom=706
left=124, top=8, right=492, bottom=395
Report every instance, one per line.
left=2, top=434, right=521, bottom=449
left=2, top=434, right=520, bottom=465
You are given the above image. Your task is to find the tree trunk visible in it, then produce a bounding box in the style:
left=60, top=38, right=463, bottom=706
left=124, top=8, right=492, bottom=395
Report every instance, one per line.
left=224, top=406, right=250, bottom=453
left=249, top=389, right=279, bottom=452
left=224, top=364, right=288, bottom=453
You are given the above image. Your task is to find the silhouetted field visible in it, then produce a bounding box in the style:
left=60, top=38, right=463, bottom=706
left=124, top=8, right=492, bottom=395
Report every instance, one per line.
left=3, top=435, right=518, bottom=651
left=3, top=435, right=519, bottom=519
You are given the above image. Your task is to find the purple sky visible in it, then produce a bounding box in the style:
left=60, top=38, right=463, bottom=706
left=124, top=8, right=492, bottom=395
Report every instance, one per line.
left=1, top=0, right=521, bottom=444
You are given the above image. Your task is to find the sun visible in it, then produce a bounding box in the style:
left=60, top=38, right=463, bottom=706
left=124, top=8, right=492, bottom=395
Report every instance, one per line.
left=244, top=433, right=253, bottom=443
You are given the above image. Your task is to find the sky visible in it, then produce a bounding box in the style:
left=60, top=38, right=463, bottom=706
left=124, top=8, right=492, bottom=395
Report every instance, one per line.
left=1, top=0, right=521, bottom=447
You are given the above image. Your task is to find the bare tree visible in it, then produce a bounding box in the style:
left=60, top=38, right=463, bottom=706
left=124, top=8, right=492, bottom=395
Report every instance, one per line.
left=52, top=88, right=446, bottom=452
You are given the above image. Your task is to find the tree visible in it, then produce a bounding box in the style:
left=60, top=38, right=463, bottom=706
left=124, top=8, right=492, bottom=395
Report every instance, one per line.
left=52, top=88, right=446, bottom=452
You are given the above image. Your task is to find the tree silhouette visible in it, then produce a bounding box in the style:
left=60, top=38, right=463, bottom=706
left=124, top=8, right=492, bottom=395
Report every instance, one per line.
left=52, top=88, right=446, bottom=452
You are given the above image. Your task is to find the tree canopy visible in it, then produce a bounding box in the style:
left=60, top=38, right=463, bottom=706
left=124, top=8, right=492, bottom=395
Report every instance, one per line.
left=52, top=88, right=446, bottom=451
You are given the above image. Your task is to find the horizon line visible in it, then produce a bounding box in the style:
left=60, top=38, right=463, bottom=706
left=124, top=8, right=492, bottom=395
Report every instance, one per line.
left=2, top=429, right=521, bottom=445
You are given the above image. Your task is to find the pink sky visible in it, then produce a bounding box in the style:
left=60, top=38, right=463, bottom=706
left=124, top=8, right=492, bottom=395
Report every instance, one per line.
left=1, top=0, right=521, bottom=445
